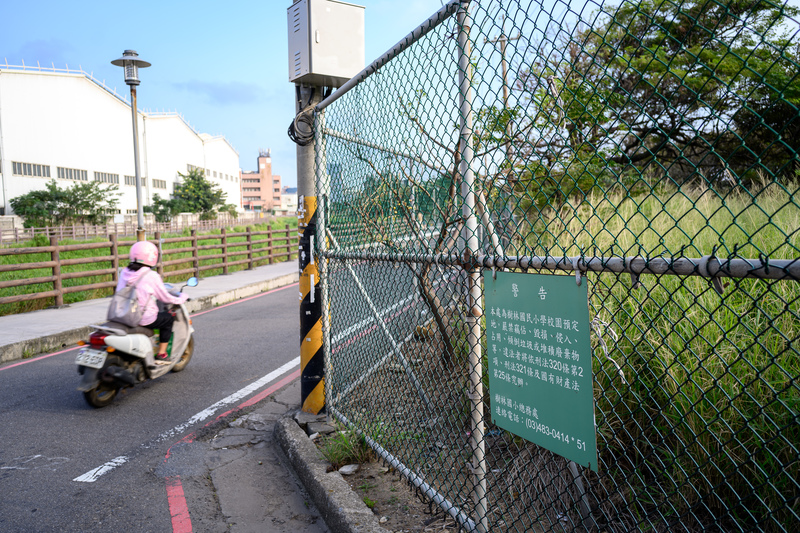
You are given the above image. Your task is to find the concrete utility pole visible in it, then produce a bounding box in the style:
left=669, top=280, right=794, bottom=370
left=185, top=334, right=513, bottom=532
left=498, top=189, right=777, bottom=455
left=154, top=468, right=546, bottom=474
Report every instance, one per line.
left=296, top=85, right=325, bottom=415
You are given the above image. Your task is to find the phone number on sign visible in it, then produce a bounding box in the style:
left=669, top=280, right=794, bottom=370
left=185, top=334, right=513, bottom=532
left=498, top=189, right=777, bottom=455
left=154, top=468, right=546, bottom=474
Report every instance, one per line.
left=525, top=419, right=588, bottom=450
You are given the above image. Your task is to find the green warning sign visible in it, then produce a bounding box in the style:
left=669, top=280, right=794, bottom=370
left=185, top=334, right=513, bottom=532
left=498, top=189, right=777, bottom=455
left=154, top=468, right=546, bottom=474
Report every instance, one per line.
left=485, top=271, right=598, bottom=471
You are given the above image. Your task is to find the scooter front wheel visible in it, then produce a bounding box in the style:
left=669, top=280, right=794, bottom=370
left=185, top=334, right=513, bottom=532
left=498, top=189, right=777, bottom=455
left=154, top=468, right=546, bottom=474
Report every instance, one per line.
left=171, top=335, right=194, bottom=373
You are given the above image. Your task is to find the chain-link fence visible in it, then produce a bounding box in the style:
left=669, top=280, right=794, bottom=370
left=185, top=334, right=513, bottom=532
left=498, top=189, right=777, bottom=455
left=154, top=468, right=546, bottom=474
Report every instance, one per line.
left=311, top=0, right=799, bottom=530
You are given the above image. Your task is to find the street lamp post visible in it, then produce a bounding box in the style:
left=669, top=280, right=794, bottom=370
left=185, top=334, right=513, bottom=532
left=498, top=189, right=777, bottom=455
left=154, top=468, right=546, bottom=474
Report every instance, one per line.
left=112, top=50, right=151, bottom=241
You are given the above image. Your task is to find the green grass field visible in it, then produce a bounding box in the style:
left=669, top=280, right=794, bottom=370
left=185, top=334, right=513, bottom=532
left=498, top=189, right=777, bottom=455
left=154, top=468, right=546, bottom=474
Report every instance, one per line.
left=0, top=218, right=298, bottom=317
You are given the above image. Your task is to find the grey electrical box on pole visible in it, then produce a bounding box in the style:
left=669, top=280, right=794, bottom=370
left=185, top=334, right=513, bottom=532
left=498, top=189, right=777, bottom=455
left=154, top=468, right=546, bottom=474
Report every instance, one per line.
left=287, top=0, right=365, bottom=88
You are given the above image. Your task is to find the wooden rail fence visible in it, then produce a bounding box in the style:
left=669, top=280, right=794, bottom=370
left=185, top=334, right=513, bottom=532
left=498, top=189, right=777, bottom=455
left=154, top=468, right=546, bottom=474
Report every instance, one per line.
left=0, top=216, right=279, bottom=244
left=0, top=225, right=296, bottom=310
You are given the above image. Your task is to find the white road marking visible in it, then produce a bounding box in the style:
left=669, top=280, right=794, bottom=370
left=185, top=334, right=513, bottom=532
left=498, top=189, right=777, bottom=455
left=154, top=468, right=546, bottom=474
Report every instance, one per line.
left=2, top=454, right=70, bottom=472
left=73, top=456, right=128, bottom=482
left=72, top=357, right=300, bottom=483
left=152, top=357, right=300, bottom=443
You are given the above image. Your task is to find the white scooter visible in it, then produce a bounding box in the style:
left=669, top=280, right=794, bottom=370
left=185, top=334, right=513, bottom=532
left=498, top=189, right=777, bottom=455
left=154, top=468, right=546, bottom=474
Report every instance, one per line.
left=76, top=277, right=198, bottom=408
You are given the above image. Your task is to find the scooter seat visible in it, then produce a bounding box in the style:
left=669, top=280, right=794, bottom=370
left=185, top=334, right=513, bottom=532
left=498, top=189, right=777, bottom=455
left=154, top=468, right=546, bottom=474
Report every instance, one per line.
left=99, top=321, right=155, bottom=336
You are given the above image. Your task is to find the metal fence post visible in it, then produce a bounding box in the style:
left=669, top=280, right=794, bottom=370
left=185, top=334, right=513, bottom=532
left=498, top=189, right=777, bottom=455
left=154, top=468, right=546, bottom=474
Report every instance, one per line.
left=458, top=3, right=487, bottom=531
left=297, top=84, right=325, bottom=415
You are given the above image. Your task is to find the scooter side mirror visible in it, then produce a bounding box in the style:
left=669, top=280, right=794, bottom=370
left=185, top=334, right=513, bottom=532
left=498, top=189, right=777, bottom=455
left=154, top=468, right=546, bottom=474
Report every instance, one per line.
left=186, top=277, right=199, bottom=287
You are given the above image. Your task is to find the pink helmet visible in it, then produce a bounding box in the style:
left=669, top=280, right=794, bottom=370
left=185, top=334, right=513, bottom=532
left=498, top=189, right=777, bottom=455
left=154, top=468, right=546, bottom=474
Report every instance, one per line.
left=130, top=241, right=159, bottom=267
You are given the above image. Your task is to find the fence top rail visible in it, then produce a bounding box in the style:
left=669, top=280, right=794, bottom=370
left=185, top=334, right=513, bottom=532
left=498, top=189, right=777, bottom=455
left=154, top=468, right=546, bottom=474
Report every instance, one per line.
left=57, top=241, right=114, bottom=252
left=0, top=246, right=57, bottom=256
left=158, top=236, right=192, bottom=244
left=315, top=0, right=464, bottom=113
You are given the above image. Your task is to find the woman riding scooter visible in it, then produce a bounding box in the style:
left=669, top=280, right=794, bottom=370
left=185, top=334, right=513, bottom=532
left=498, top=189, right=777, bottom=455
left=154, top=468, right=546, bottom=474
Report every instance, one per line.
left=117, top=241, right=188, bottom=363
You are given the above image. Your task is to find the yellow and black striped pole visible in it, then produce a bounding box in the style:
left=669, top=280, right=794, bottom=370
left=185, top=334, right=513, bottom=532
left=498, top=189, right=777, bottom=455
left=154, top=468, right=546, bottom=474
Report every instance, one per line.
left=299, top=194, right=324, bottom=414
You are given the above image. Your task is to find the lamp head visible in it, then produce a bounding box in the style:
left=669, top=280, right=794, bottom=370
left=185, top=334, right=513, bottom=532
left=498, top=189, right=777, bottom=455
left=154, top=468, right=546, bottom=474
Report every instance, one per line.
left=111, top=50, right=151, bottom=86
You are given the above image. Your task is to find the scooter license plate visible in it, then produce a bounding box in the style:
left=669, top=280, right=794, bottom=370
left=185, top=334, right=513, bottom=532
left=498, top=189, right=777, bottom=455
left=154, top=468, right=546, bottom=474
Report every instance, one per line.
left=75, top=349, right=107, bottom=369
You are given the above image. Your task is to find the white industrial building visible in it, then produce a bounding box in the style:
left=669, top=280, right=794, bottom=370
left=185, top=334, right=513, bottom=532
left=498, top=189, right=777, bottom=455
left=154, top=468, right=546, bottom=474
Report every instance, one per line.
left=0, top=65, right=241, bottom=217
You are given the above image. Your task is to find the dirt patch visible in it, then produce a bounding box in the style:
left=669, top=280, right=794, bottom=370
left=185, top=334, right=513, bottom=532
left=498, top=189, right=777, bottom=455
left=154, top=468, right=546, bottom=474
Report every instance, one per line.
left=338, top=459, right=460, bottom=532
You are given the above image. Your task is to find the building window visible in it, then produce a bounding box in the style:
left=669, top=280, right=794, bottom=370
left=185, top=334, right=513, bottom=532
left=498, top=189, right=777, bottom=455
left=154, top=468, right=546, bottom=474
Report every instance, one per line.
left=57, top=167, right=88, bottom=181
left=12, top=161, right=51, bottom=178
left=126, top=209, right=137, bottom=214
left=124, top=175, right=147, bottom=187
left=153, top=179, right=167, bottom=189
left=94, top=171, right=120, bottom=184
left=244, top=196, right=262, bottom=201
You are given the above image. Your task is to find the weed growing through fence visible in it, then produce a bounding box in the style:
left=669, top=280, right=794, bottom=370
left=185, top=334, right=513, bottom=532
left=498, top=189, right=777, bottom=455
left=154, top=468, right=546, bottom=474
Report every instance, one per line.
left=318, top=426, right=374, bottom=469
left=525, top=182, right=800, bottom=528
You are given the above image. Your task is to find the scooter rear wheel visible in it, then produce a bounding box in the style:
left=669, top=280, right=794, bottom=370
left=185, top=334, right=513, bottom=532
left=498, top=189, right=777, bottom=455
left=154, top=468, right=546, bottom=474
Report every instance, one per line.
left=171, top=335, right=194, bottom=373
left=83, top=355, right=123, bottom=408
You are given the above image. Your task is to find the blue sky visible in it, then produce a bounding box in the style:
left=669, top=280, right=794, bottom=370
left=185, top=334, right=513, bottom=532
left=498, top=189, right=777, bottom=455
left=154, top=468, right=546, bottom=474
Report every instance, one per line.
left=1, top=0, right=450, bottom=187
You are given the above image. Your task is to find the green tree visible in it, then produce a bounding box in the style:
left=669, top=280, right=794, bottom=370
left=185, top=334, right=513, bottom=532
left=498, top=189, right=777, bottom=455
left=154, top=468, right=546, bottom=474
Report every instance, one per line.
left=219, top=203, right=239, bottom=218
left=173, top=168, right=227, bottom=220
left=10, top=180, right=119, bottom=227
left=65, top=181, right=122, bottom=225
left=145, top=193, right=186, bottom=223
left=509, top=0, right=800, bottom=202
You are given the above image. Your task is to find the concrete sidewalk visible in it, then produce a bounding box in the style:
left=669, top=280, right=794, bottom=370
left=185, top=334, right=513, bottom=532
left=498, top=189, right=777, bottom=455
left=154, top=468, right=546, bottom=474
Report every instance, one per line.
left=0, top=261, right=384, bottom=533
left=194, top=380, right=385, bottom=533
left=0, top=261, right=298, bottom=365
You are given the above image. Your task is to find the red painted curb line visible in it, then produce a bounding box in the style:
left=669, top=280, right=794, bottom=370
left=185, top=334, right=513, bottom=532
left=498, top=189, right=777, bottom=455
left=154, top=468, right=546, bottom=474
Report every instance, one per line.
left=166, top=475, right=193, bottom=533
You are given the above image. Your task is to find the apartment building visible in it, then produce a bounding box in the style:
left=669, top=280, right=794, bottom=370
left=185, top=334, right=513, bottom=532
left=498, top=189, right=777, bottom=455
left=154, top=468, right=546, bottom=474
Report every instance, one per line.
left=240, top=149, right=282, bottom=213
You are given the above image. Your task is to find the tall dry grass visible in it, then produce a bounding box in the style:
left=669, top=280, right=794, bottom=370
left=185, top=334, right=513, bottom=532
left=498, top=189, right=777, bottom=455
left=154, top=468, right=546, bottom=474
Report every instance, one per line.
left=523, top=181, right=799, bottom=528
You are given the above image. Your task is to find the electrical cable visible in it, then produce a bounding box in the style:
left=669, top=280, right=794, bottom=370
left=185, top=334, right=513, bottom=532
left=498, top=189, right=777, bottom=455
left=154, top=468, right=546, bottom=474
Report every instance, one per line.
left=288, top=86, right=317, bottom=146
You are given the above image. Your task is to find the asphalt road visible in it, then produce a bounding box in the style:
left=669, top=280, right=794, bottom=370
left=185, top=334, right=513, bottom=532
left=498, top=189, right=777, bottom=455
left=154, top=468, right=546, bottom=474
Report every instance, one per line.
left=0, top=284, right=301, bottom=533
left=326, top=258, right=464, bottom=388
